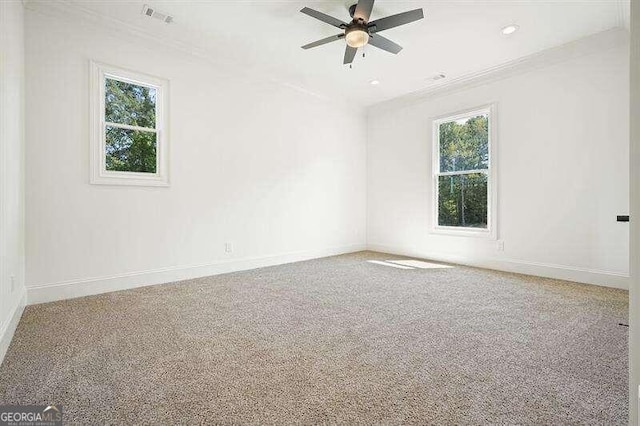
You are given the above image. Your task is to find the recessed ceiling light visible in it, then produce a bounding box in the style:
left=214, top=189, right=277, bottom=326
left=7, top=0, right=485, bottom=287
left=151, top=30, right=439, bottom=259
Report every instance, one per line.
left=370, top=80, right=380, bottom=85
left=501, top=24, right=519, bottom=35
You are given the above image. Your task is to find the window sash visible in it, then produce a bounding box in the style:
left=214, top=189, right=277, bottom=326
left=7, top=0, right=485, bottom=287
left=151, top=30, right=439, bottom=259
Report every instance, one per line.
left=103, top=75, right=160, bottom=131
left=435, top=173, right=489, bottom=229
left=437, top=116, right=490, bottom=174
left=101, top=76, right=160, bottom=176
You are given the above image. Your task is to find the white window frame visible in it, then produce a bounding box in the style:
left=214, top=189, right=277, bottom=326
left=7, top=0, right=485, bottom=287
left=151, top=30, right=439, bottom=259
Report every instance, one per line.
left=431, top=104, right=497, bottom=239
left=90, top=61, right=169, bottom=186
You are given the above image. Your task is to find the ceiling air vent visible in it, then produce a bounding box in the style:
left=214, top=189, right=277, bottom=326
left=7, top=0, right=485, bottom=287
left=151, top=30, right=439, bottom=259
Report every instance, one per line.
left=141, top=5, right=174, bottom=24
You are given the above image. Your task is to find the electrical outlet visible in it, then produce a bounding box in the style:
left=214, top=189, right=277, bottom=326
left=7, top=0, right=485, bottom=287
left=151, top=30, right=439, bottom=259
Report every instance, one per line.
left=225, top=242, right=233, bottom=254
left=10, top=275, right=16, bottom=292
left=497, top=240, right=505, bottom=251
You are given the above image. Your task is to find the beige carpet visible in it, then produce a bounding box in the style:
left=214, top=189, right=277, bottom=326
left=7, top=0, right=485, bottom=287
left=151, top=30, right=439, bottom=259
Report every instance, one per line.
left=0, top=251, right=629, bottom=424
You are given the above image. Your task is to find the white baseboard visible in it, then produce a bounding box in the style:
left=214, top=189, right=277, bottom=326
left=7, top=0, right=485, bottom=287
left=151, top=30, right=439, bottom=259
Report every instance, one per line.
left=0, top=289, right=26, bottom=366
left=27, top=244, right=367, bottom=305
left=25, top=241, right=627, bottom=305
left=367, top=243, right=629, bottom=290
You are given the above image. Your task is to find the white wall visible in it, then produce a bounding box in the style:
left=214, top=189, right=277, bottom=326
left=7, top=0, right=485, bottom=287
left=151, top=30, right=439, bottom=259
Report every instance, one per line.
left=367, top=38, right=629, bottom=289
left=629, top=0, right=639, bottom=422
left=0, top=0, right=27, bottom=362
left=24, top=9, right=367, bottom=303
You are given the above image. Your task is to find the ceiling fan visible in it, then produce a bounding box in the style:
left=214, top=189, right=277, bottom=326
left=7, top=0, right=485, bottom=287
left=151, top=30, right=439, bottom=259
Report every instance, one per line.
left=300, top=0, right=424, bottom=65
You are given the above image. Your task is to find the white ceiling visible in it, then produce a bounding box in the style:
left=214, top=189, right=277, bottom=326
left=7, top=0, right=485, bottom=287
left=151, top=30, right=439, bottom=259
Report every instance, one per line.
left=43, top=0, right=629, bottom=106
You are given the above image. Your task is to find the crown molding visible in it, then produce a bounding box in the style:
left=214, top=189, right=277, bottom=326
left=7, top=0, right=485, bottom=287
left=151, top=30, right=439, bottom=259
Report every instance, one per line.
left=22, top=0, right=362, bottom=112
left=23, top=0, right=628, bottom=115
left=368, top=27, right=629, bottom=114
left=23, top=0, right=220, bottom=65
left=615, top=0, right=631, bottom=29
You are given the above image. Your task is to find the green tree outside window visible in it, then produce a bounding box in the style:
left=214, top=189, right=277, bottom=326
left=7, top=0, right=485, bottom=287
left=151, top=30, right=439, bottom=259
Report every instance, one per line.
left=437, top=114, right=489, bottom=228
left=104, top=78, right=157, bottom=173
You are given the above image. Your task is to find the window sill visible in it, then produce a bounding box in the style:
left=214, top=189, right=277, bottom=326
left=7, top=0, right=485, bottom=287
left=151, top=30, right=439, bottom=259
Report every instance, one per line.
left=430, top=226, right=496, bottom=239
left=90, top=171, right=169, bottom=187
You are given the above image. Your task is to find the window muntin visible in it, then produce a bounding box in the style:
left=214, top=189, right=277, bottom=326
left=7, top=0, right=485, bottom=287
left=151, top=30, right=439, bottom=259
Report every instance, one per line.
left=90, top=61, right=169, bottom=186
left=433, top=109, right=492, bottom=233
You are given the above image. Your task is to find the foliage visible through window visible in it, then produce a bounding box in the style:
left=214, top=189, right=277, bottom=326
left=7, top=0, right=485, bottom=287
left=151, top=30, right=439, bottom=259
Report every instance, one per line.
left=436, top=112, right=489, bottom=229
left=104, top=78, right=157, bottom=173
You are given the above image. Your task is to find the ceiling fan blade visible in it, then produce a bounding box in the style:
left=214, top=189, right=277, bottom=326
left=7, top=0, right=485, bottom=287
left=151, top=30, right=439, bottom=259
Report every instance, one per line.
left=368, top=9, right=424, bottom=33
left=353, top=0, right=375, bottom=22
left=344, top=45, right=357, bottom=64
left=301, top=34, right=344, bottom=49
left=300, top=7, right=347, bottom=29
left=368, top=34, right=402, bottom=54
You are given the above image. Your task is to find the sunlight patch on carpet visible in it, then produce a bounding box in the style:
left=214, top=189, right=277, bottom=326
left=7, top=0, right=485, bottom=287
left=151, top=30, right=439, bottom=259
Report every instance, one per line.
left=387, top=260, right=454, bottom=269
left=367, top=260, right=415, bottom=269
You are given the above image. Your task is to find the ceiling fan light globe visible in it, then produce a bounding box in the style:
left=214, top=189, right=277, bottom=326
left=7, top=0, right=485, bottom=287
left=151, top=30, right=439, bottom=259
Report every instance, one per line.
left=345, top=29, right=369, bottom=48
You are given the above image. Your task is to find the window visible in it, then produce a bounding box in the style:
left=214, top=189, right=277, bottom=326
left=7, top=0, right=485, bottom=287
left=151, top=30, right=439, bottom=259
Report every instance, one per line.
left=432, top=105, right=496, bottom=237
left=90, top=61, right=169, bottom=186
